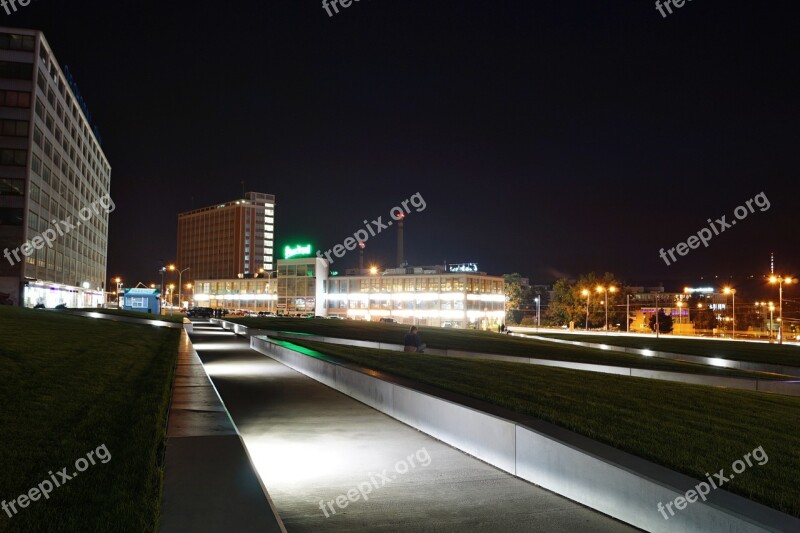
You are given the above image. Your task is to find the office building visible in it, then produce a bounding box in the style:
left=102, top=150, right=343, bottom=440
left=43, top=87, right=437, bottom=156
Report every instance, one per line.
left=177, top=191, right=275, bottom=281
left=327, top=265, right=505, bottom=328
left=0, top=28, right=110, bottom=307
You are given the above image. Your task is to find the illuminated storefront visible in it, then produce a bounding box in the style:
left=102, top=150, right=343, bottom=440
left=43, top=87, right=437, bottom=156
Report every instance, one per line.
left=326, top=267, right=505, bottom=329
left=23, top=281, right=104, bottom=308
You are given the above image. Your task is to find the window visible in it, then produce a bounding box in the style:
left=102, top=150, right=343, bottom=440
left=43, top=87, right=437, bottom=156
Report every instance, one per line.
left=0, top=33, right=36, bottom=52
left=0, top=90, right=32, bottom=108
left=0, top=61, right=33, bottom=80
left=35, top=97, right=44, bottom=119
left=0, top=178, right=24, bottom=196
left=1, top=119, right=29, bottom=137
left=31, top=154, right=41, bottom=175
left=0, top=207, right=23, bottom=226
left=0, top=149, right=27, bottom=166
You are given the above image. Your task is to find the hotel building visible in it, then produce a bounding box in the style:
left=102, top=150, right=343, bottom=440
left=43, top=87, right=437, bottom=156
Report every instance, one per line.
left=177, top=191, right=275, bottom=281
left=0, top=28, right=110, bottom=307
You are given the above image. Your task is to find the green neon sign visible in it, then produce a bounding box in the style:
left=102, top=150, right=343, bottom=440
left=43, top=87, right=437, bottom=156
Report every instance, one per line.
left=284, top=244, right=312, bottom=259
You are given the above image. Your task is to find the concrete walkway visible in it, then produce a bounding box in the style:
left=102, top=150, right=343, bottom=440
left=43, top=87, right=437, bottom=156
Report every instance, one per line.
left=159, top=326, right=285, bottom=532
left=189, top=323, right=637, bottom=532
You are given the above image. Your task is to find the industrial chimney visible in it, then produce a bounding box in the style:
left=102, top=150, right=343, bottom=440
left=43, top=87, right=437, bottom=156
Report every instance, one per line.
left=396, top=213, right=405, bottom=267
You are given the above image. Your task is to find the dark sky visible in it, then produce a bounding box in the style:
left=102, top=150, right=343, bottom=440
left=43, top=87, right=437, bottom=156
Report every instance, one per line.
left=11, top=1, right=800, bottom=289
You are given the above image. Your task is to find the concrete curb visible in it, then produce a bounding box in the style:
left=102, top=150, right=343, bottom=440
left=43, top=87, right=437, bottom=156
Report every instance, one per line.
left=522, top=333, right=800, bottom=378
left=212, top=320, right=800, bottom=397
left=251, top=335, right=800, bottom=533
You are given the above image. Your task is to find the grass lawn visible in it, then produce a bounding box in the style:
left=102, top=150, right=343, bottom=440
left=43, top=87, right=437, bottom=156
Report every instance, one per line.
left=276, top=337, right=800, bottom=518
left=532, top=332, right=800, bottom=368
left=227, top=318, right=792, bottom=379
left=0, top=306, right=180, bottom=532
left=74, top=308, right=186, bottom=324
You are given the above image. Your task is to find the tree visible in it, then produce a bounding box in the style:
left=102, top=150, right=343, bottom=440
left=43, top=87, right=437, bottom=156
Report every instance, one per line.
left=545, top=272, right=625, bottom=329
left=691, top=307, right=717, bottom=331
left=649, top=309, right=674, bottom=333
left=503, top=273, right=531, bottom=325
left=547, top=278, right=579, bottom=326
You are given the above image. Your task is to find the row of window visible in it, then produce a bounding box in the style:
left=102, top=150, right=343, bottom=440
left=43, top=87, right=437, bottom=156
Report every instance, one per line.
left=0, top=60, right=33, bottom=80
left=37, top=46, right=110, bottom=176
left=0, top=177, right=24, bottom=196
left=0, top=33, right=36, bottom=52
left=34, top=94, right=108, bottom=198
left=0, top=119, right=29, bottom=137
left=0, top=90, right=31, bottom=108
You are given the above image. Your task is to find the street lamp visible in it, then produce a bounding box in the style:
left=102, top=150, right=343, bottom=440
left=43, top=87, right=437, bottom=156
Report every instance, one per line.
left=676, top=300, right=683, bottom=331
left=159, top=266, right=167, bottom=313
left=114, top=277, right=122, bottom=307
left=169, top=265, right=190, bottom=311
left=534, top=296, right=540, bottom=330
left=167, top=284, right=175, bottom=313
left=723, top=287, right=736, bottom=339
left=769, top=276, right=794, bottom=344
left=260, top=268, right=277, bottom=315
left=596, top=285, right=616, bottom=332
left=769, top=302, right=775, bottom=341
left=582, top=289, right=590, bottom=331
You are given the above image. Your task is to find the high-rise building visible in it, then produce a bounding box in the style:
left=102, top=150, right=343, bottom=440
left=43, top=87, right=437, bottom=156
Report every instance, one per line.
left=177, top=192, right=275, bottom=282
left=0, top=28, right=111, bottom=307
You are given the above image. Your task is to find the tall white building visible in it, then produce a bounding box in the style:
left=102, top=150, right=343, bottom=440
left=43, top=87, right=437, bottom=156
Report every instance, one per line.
left=0, top=28, right=111, bottom=307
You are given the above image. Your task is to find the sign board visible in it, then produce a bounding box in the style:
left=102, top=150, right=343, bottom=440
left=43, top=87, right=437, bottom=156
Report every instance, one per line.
left=284, top=244, right=313, bottom=259
left=448, top=263, right=479, bottom=273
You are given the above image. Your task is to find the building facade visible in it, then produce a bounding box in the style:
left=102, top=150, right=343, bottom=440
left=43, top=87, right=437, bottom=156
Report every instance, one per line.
left=0, top=28, right=110, bottom=307
left=326, top=266, right=505, bottom=328
left=193, top=276, right=277, bottom=313
left=177, top=192, right=275, bottom=281
left=277, top=256, right=329, bottom=317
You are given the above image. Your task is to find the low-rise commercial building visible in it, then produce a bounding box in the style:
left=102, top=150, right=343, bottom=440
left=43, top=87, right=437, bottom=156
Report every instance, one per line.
left=326, top=265, right=505, bottom=329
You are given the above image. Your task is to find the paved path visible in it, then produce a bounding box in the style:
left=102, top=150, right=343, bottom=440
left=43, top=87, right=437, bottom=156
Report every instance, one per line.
left=160, top=327, right=285, bottom=532
left=189, top=322, right=638, bottom=532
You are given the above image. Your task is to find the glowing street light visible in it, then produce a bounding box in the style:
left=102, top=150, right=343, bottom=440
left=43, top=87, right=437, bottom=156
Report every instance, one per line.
left=169, top=264, right=190, bottom=311
left=582, top=289, right=590, bottom=331
left=596, top=285, right=616, bottom=332
left=114, top=277, right=122, bottom=307
left=723, top=287, right=736, bottom=339
left=769, top=276, right=794, bottom=344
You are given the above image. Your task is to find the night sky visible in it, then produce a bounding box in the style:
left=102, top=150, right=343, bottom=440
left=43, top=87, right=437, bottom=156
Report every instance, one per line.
left=10, top=1, right=800, bottom=290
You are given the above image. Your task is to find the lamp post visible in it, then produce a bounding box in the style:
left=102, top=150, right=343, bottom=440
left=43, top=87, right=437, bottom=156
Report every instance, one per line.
left=534, top=296, right=540, bottom=330
left=723, top=287, right=736, bottom=339
left=626, top=294, right=630, bottom=333
left=167, top=284, right=175, bottom=313
left=676, top=300, right=683, bottom=332
left=596, top=286, right=616, bottom=332
left=260, top=268, right=277, bottom=315
left=169, top=265, right=190, bottom=312
left=769, top=302, right=775, bottom=341
left=159, top=266, right=167, bottom=313
left=114, top=277, right=122, bottom=307
left=582, top=289, right=590, bottom=331
left=770, top=276, right=794, bottom=344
